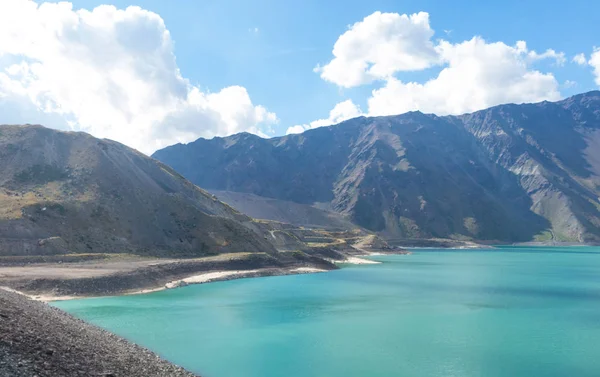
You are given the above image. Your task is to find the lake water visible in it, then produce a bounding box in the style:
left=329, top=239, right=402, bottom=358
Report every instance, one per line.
left=55, top=247, right=600, bottom=377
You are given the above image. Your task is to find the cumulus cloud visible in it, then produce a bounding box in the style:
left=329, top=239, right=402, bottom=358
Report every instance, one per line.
left=286, top=100, right=362, bottom=134
left=573, top=53, right=587, bottom=65
left=571, top=49, right=600, bottom=87
left=589, top=48, right=600, bottom=86
left=526, top=48, right=565, bottom=65
left=368, top=38, right=561, bottom=116
left=315, top=11, right=438, bottom=88
left=312, top=11, right=565, bottom=121
left=0, top=0, right=276, bottom=154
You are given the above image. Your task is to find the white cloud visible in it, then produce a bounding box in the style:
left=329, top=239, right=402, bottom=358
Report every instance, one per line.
left=368, top=38, right=561, bottom=116
left=0, top=0, right=276, bottom=154
left=286, top=100, right=362, bottom=134
left=313, top=11, right=565, bottom=121
left=563, top=80, right=577, bottom=89
left=527, top=48, right=565, bottom=65
left=285, top=125, right=306, bottom=135
left=573, top=53, right=587, bottom=65
left=589, top=48, right=600, bottom=86
left=315, top=11, right=438, bottom=88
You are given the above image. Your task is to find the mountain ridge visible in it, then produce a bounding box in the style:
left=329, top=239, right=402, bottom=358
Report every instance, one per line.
left=153, top=91, right=600, bottom=243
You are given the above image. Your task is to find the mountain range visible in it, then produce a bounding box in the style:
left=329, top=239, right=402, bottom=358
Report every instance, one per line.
left=153, top=91, right=600, bottom=244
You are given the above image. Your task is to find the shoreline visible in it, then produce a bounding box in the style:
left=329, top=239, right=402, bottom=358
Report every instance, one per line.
left=0, top=251, right=396, bottom=374
left=0, top=251, right=338, bottom=302
left=2, top=265, right=331, bottom=302
left=0, top=288, right=198, bottom=377
left=0, top=250, right=407, bottom=303
left=332, top=256, right=382, bottom=265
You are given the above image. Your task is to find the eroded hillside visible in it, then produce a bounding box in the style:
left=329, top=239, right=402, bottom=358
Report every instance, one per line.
left=0, top=125, right=276, bottom=257
left=154, top=92, right=600, bottom=243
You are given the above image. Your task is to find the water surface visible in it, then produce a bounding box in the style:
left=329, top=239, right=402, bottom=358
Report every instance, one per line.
left=56, top=247, right=600, bottom=377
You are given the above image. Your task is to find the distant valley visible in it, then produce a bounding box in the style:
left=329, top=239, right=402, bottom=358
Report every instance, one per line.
left=209, top=190, right=357, bottom=231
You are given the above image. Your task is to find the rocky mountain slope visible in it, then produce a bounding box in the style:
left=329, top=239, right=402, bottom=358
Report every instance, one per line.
left=209, top=190, right=357, bottom=230
left=0, top=124, right=276, bottom=257
left=153, top=91, right=600, bottom=243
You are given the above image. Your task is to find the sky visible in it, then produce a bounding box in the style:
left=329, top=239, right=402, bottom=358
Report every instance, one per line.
left=0, top=0, right=599, bottom=154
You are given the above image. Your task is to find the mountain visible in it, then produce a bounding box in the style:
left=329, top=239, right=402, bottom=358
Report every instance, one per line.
left=209, top=190, right=357, bottom=230
left=153, top=91, right=600, bottom=244
left=0, top=124, right=277, bottom=257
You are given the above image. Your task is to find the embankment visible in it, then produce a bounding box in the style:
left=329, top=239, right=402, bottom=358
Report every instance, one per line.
left=0, top=288, right=198, bottom=377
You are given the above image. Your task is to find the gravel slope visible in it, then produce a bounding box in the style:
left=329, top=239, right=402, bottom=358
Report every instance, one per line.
left=0, top=289, right=197, bottom=377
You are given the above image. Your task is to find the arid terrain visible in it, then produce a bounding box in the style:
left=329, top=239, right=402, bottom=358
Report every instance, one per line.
left=0, top=225, right=403, bottom=300
left=0, top=252, right=336, bottom=300
left=0, top=124, right=405, bottom=302
left=155, top=92, right=600, bottom=244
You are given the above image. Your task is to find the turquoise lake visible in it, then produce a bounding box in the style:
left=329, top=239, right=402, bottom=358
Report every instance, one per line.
left=55, top=247, right=600, bottom=377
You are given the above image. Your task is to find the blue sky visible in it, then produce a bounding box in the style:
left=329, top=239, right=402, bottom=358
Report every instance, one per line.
left=67, top=0, right=600, bottom=127
left=0, top=0, right=599, bottom=152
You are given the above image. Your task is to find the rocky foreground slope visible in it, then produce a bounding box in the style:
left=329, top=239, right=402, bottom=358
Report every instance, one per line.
left=0, top=288, right=197, bottom=377
left=154, top=91, right=600, bottom=244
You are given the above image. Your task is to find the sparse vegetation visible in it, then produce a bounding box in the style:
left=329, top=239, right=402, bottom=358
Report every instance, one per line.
left=0, top=125, right=277, bottom=258
left=534, top=231, right=554, bottom=242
